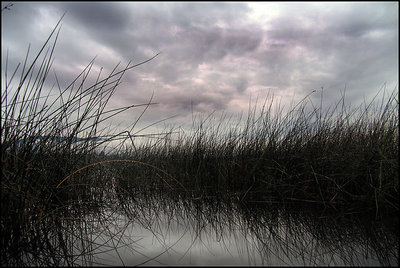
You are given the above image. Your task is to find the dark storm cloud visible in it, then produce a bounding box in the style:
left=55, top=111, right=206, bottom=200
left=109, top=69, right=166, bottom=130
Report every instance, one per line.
left=56, top=2, right=130, bottom=31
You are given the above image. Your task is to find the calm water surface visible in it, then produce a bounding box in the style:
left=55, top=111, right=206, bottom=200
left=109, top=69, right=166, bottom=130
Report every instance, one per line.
left=67, top=191, right=398, bottom=266
left=11, top=181, right=397, bottom=266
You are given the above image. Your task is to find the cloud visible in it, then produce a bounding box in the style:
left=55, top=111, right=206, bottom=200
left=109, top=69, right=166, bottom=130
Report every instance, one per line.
left=1, top=2, right=398, bottom=135
left=248, top=2, right=398, bottom=103
left=57, top=2, right=131, bottom=31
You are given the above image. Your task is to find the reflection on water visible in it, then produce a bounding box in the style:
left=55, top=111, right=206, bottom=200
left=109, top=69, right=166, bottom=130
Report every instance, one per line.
left=9, top=187, right=399, bottom=266
left=70, top=189, right=397, bottom=267
left=82, top=206, right=392, bottom=266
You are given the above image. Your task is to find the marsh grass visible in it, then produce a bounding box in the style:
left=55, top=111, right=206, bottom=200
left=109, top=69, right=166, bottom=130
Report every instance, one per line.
left=1, top=15, right=398, bottom=266
left=119, top=86, right=398, bottom=214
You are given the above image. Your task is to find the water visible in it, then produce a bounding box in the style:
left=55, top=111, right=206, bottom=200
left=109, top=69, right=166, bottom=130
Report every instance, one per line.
left=65, top=192, right=397, bottom=266
left=9, top=186, right=398, bottom=266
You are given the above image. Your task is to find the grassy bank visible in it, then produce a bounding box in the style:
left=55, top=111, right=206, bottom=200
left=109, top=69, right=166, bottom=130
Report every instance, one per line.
left=1, top=17, right=398, bottom=265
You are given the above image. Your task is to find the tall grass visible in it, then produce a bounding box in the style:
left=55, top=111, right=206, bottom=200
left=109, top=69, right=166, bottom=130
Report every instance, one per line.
left=117, top=87, right=398, bottom=213
left=1, top=16, right=163, bottom=264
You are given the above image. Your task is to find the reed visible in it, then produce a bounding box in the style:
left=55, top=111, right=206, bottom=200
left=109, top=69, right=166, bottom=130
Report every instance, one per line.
left=117, top=87, right=398, bottom=213
left=1, top=16, right=162, bottom=265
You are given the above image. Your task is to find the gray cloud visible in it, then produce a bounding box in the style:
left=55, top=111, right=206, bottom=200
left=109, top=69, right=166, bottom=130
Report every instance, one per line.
left=173, top=26, right=263, bottom=64
left=1, top=2, right=398, bottom=135
left=251, top=2, right=398, bottom=103
left=57, top=2, right=131, bottom=31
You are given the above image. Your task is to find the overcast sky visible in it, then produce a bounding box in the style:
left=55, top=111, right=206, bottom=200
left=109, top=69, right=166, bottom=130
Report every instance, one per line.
left=1, top=2, right=398, bottom=140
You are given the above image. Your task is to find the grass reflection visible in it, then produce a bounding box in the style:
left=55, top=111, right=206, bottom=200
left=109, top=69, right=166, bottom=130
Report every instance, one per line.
left=6, top=184, right=397, bottom=266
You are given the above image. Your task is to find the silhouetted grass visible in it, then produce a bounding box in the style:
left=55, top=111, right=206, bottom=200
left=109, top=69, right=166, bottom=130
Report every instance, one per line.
left=1, top=16, right=163, bottom=265
left=118, top=86, right=398, bottom=214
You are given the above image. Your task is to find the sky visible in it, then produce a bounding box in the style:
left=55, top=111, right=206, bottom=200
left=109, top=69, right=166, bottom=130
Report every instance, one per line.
left=1, top=2, right=398, bottom=145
